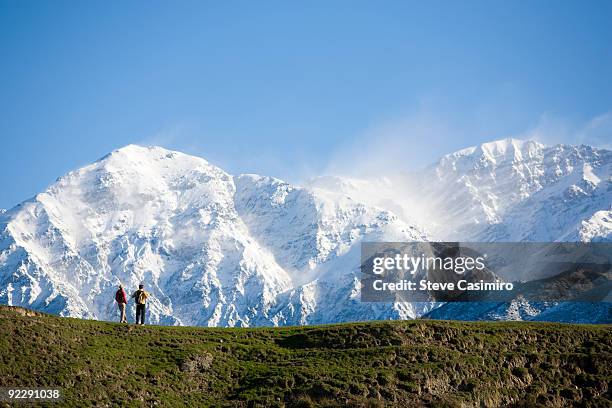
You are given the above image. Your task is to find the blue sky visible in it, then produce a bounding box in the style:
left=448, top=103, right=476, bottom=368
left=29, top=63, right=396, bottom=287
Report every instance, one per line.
left=1, top=1, right=611, bottom=209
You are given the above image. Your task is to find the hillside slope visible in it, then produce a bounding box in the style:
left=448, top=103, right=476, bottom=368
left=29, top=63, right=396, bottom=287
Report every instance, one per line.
left=0, top=306, right=610, bottom=407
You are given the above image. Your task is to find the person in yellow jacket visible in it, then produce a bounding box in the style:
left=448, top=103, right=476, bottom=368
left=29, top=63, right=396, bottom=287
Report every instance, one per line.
left=131, top=284, right=149, bottom=325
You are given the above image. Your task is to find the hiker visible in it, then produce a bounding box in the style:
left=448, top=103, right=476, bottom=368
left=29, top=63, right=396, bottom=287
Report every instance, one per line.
left=132, top=284, right=149, bottom=325
left=115, top=284, right=128, bottom=323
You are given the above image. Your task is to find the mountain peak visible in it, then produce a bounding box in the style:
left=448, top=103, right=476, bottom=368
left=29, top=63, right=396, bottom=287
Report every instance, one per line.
left=477, top=138, right=544, bottom=162
left=100, top=144, right=191, bottom=162
left=114, top=143, right=152, bottom=153
left=441, top=139, right=545, bottom=167
left=480, top=137, right=536, bottom=152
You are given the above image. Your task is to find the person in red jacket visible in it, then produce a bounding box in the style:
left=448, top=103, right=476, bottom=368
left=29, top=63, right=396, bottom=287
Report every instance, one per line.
left=115, top=284, right=128, bottom=323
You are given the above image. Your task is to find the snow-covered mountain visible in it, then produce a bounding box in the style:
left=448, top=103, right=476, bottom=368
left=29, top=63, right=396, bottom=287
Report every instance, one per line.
left=0, top=139, right=610, bottom=325
left=421, top=138, right=612, bottom=242
left=309, top=139, right=612, bottom=243
left=307, top=139, right=612, bottom=324
left=0, top=145, right=428, bottom=326
left=415, top=138, right=612, bottom=323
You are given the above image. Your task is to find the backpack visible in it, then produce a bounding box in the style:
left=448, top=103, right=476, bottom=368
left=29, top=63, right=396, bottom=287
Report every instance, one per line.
left=137, top=290, right=148, bottom=304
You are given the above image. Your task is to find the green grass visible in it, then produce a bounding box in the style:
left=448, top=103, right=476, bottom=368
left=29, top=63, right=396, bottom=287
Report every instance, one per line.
left=0, top=306, right=610, bottom=407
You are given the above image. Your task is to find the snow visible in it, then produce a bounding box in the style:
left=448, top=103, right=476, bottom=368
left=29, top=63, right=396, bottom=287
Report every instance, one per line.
left=1, top=140, right=611, bottom=326
left=412, top=139, right=612, bottom=242
left=580, top=210, right=612, bottom=242
left=0, top=145, right=428, bottom=326
left=583, top=163, right=601, bottom=186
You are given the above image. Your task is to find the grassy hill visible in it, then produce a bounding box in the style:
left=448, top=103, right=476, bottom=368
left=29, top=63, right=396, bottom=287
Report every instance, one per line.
left=0, top=306, right=610, bottom=407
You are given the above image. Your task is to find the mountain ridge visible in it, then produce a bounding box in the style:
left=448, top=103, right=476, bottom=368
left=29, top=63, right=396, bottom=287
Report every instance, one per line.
left=0, top=140, right=610, bottom=325
left=0, top=144, right=428, bottom=326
